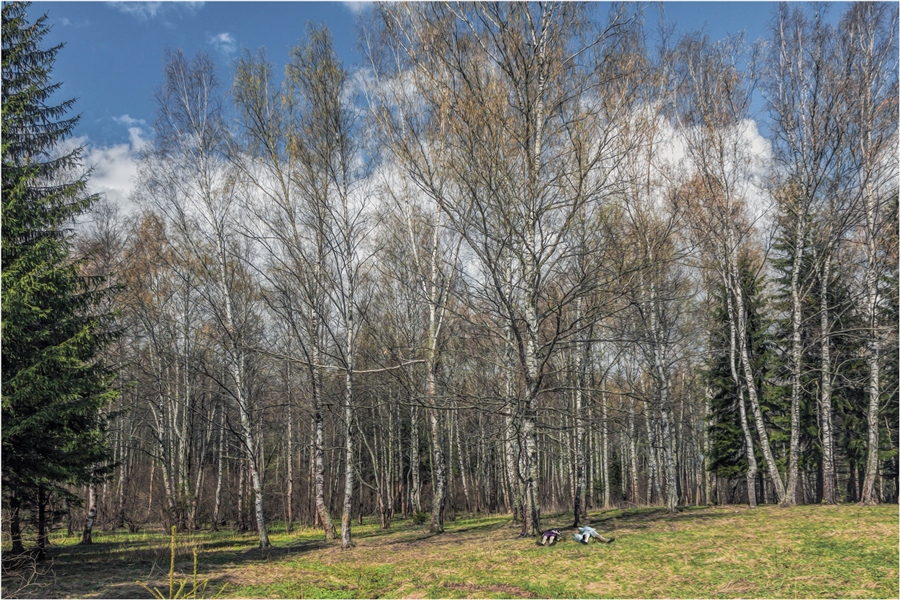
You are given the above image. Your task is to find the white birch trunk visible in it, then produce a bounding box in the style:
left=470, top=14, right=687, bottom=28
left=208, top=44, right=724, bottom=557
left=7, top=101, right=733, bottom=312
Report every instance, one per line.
left=819, top=253, right=837, bottom=504
left=860, top=182, right=882, bottom=505
left=785, top=214, right=807, bottom=506
left=726, top=270, right=758, bottom=507
left=341, top=317, right=355, bottom=549
left=572, top=299, right=586, bottom=525
left=454, top=406, right=471, bottom=512
left=286, top=385, right=294, bottom=532
left=410, top=404, right=422, bottom=513
left=601, top=383, right=611, bottom=509
left=212, top=404, right=225, bottom=530
left=630, top=399, right=642, bottom=504
left=642, top=402, right=660, bottom=504
left=726, top=239, right=787, bottom=502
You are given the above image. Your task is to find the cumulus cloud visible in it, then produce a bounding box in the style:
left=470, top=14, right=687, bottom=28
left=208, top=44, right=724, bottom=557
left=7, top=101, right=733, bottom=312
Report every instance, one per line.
left=59, top=121, right=150, bottom=214
left=207, top=32, right=237, bottom=55
left=83, top=128, right=148, bottom=213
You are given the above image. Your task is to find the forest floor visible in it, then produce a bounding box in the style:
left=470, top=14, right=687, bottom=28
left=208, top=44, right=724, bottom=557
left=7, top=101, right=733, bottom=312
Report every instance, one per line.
left=2, top=503, right=897, bottom=599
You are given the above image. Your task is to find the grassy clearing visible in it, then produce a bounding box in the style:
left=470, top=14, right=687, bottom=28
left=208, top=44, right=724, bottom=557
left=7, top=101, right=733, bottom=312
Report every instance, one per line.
left=3, top=504, right=897, bottom=599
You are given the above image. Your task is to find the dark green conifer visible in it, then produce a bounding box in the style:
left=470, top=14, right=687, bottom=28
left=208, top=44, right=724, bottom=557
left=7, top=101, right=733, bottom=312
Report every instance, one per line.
left=2, top=1, right=116, bottom=557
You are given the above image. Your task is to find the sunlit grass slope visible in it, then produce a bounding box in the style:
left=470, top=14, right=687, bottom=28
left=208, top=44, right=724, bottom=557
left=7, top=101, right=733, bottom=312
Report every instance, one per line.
left=5, top=504, right=897, bottom=599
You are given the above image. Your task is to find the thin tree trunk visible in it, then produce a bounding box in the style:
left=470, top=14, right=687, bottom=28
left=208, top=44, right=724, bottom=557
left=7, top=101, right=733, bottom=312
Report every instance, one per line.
left=646, top=271, right=679, bottom=513
left=703, top=386, right=714, bottom=505
left=237, top=387, right=269, bottom=548
left=503, top=261, right=523, bottom=521
left=81, top=488, right=96, bottom=545
left=427, top=360, right=447, bottom=534
left=286, top=383, right=294, bottom=533
left=425, top=221, right=447, bottom=534
left=410, top=404, right=422, bottom=513
left=601, top=383, right=611, bottom=509
left=860, top=183, right=882, bottom=505
left=212, top=404, right=225, bottom=531
left=116, top=421, right=130, bottom=529
left=573, top=310, right=586, bottom=526
left=505, top=409, right=522, bottom=521
left=9, top=491, right=25, bottom=554
left=37, top=487, right=47, bottom=558
left=341, top=349, right=355, bottom=548
left=727, top=247, right=787, bottom=502
left=819, top=253, right=837, bottom=505
left=388, top=399, right=396, bottom=522
left=630, top=399, right=641, bottom=504
left=785, top=214, right=807, bottom=506
left=313, top=350, right=337, bottom=540
left=189, top=452, right=205, bottom=530
left=655, top=382, right=677, bottom=510
left=726, top=274, right=758, bottom=508
left=237, top=459, right=246, bottom=532
left=189, top=403, right=213, bottom=531
left=641, top=402, right=659, bottom=504
left=455, top=406, right=471, bottom=512
left=146, top=460, right=155, bottom=520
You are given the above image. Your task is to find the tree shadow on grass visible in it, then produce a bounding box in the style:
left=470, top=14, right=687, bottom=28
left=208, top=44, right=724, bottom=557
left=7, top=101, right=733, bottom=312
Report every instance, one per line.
left=373, top=518, right=518, bottom=549
left=182, top=538, right=329, bottom=569
left=5, top=536, right=332, bottom=599
left=585, top=505, right=746, bottom=532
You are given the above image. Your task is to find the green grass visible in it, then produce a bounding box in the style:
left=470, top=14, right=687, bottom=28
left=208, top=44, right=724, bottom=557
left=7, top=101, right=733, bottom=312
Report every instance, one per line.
left=3, top=504, right=897, bottom=598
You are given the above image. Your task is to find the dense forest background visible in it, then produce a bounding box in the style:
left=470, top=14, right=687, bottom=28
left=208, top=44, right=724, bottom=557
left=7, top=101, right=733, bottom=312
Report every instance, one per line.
left=4, top=2, right=898, bottom=552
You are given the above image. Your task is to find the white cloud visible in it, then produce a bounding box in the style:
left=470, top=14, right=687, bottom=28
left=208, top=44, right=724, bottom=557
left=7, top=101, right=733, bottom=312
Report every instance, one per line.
left=108, top=2, right=204, bottom=22
left=112, top=114, right=146, bottom=128
left=127, top=126, right=150, bottom=154
left=207, top=32, right=237, bottom=55
left=109, top=2, right=163, bottom=21
left=60, top=16, right=91, bottom=27
left=342, top=2, right=372, bottom=16
left=70, top=127, right=149, bottom=214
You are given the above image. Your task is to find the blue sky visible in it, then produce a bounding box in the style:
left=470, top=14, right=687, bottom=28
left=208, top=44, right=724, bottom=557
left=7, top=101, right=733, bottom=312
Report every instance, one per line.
left=41, top=1, right=368, bottom=148
left=30, top=1, right=848, bottom=209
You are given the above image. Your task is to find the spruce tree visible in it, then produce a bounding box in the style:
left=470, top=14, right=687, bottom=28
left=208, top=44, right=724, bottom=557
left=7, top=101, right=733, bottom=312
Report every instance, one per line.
left=2, top=1, right=116, bottom=556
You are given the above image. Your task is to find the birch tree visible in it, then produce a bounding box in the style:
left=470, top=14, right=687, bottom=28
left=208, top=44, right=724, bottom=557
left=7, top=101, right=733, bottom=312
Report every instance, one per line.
left=678, top=33, right=788, bottom=504
left=230, top=41, right=340, bottom=539
left=285, top=29, right=369, bottom=548
left=840, top=3, right=899, bottom=505
left=140, top=50, right=270, bottom=548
